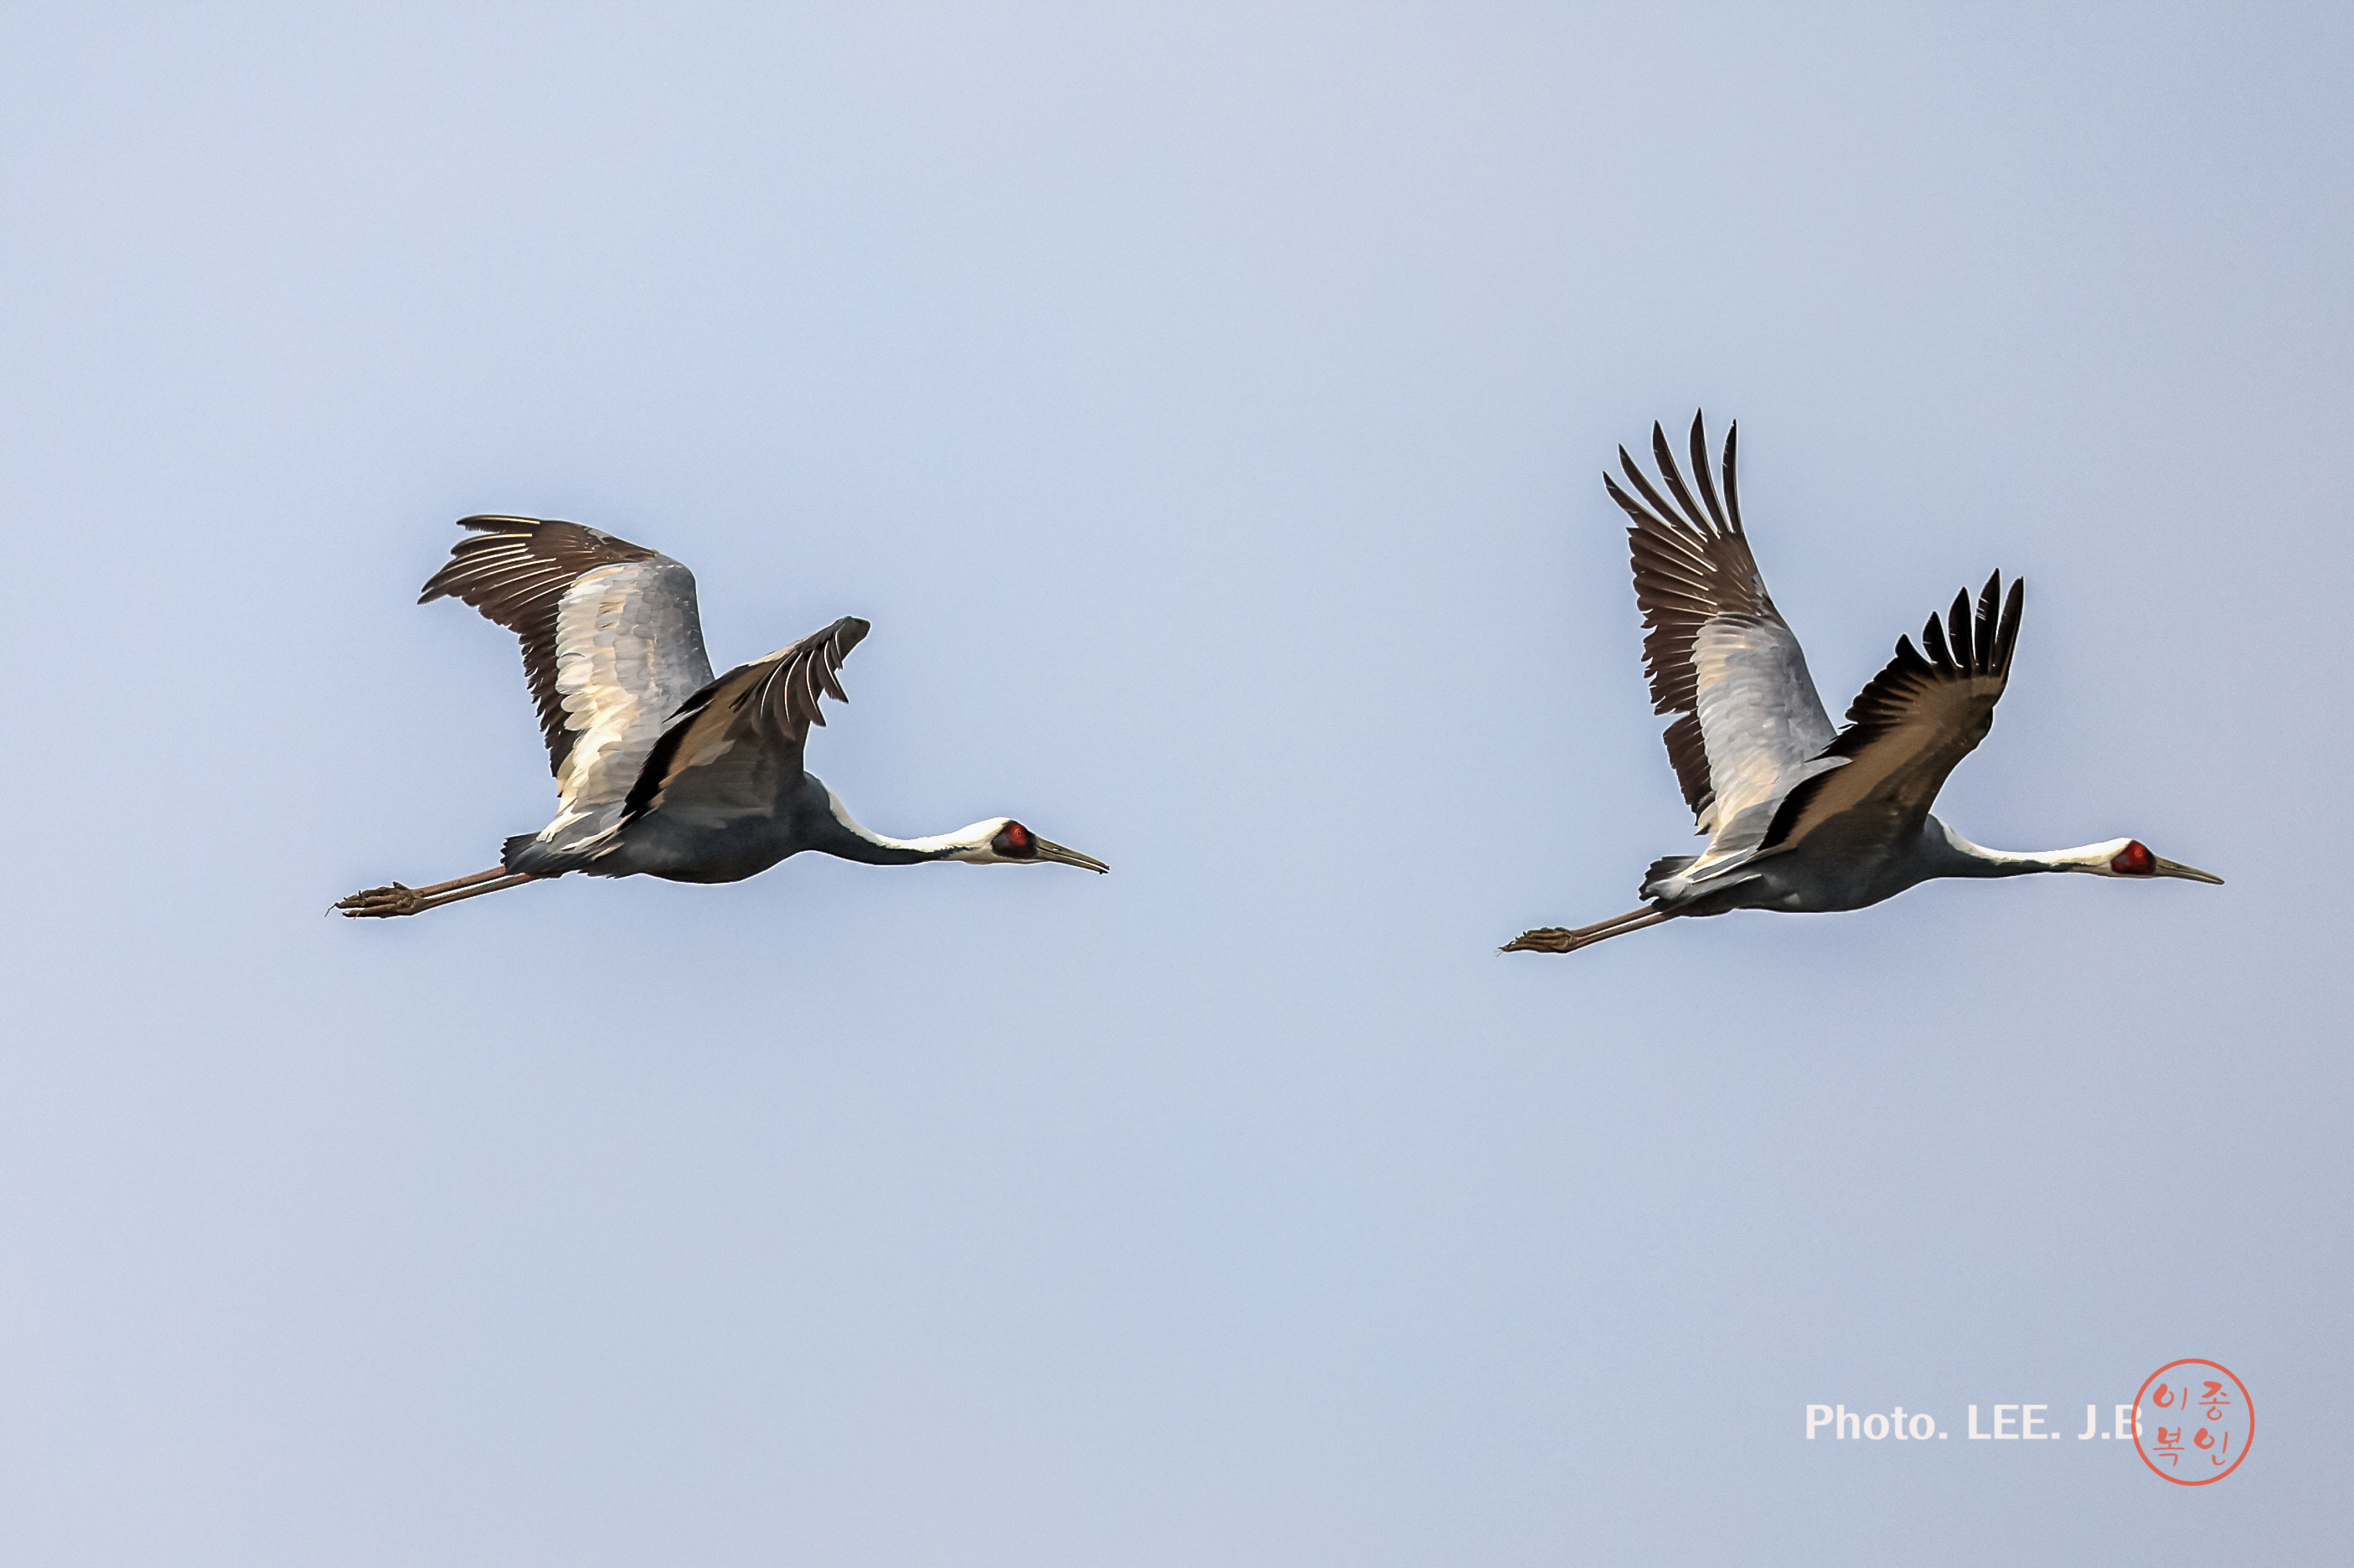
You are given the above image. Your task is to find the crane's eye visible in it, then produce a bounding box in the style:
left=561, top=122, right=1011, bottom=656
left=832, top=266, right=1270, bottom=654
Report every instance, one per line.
left=992, top=822, right=1037, bottom=859
left=2110, top=841, right=2155, bottom=875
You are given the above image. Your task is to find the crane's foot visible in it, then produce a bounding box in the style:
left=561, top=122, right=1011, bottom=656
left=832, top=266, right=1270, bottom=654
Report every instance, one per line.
left=1500, top=908, right=1672, bottom=954
left=335, top=881, right=427, bottom=917
left=333, top=866, right=531, bottom=919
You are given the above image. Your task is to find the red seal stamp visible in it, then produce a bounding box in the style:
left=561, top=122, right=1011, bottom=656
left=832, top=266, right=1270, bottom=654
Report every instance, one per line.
left=2133, top=1359, right=2252, bottom=1484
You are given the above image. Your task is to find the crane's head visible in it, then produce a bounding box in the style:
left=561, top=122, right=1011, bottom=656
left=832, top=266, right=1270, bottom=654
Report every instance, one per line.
left=945, top=818, right=1109, bottom=872
left=2071, top=838, right=2223, bottom=884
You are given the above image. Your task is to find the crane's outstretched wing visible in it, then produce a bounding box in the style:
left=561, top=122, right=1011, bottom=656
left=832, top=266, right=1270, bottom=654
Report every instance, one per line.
left=1609, top=415, right=1839, bottom=865
left=618, top=616, right=870, bottom=830
left=1759, top=573, right=2023, bottom=858
left=420, top=515, right=715, bottom=823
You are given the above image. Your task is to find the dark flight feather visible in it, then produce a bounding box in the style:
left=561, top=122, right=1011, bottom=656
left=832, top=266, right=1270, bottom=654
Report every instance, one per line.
left=1760, top=574, right=2024, bottom=855
left=619, top=616, right=870, bottom=826
left=1608, top=413, right=1789, bottom=824
left=418, top=515, right=663, bottom=775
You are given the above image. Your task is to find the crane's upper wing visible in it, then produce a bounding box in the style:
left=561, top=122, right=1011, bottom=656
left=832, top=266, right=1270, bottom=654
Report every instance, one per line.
left=618, top=616, right=870, bottom=830
left=419, top=515, right=715, bottom=818
left=1609, top=415, right=1839, bottom=861
left=1759, top=573, right=2024, bottom=857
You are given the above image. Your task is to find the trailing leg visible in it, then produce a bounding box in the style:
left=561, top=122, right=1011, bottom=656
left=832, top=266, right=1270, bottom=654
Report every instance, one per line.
left=1500, top=908, right=1673, bottom=954
left=334, top=866, right=536, bottom=919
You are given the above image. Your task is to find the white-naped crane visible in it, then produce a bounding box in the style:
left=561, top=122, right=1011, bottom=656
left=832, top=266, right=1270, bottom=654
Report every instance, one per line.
left=338, top=515, right=1107, bottom=918
left=1504, top=415, right=2220, bottom=955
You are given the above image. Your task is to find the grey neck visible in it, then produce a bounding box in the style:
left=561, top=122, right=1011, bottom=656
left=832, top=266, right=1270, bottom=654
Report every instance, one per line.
left=1922, top=818, right=2067, bottom=879
left=812, top=821, right=945, bottom=866
left=805, top=783, right=978, bottom=867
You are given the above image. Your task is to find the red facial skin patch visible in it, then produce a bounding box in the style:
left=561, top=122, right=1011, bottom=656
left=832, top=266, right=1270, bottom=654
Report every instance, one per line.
left=1005, top=823, right=1031, bottom=849
left=2111, top=841, right=2155, bottom=875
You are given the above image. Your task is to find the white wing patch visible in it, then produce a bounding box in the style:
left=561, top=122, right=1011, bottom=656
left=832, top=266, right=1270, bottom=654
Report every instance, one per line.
left=1685, top=616, right=1841, bottom=871
left=545, top=560, right=715, bottom=829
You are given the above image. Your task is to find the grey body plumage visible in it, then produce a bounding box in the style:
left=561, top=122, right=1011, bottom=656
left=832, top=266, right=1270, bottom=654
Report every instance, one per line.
left=506, top=771, right=943, bottom=884
left=1504, top=416, right=2219, bottom=955
left=338, top=515, right=1105, bottom=919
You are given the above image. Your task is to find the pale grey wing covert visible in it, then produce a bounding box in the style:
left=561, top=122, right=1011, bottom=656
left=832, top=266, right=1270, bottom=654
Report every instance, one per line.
left=419, top=516, right=716, bottom=841
left=1608, top=416, right=1843, bottom=871
left=617, top=616, right=870, bottom=832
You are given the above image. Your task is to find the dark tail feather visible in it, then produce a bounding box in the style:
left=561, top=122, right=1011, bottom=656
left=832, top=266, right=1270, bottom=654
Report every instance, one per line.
left=1644, top=854, right=1696, bottom=890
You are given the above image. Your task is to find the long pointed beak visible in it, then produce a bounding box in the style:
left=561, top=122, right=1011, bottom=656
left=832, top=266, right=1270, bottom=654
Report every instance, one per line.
left=1033, top=838, right=1109, bottom=874
left=2154, top=858, right=2224, bottom=885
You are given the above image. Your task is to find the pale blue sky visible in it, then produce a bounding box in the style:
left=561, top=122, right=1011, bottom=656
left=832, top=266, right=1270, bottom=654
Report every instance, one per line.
left=3, top=4, right=2348, bottom=1563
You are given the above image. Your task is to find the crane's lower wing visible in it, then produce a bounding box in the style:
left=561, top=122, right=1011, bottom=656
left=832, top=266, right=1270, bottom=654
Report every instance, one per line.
left=1612, top=415, right=1838, bottom=864
left=1759, top=573, right=2024, bottom=858
left=421, top=516, right=716, bottom=825
left=617, top=616, right=870, bottom=831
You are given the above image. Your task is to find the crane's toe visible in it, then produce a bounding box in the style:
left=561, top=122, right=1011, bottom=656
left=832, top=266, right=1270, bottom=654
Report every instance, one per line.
left=1501, top=927, right=1577, bottom=954
left=335, top=882, right=424, bottom=918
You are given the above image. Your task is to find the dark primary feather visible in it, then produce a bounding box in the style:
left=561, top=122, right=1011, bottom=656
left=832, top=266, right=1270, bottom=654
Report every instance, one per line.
left=1606, top=414, right=1787, bottom=823
left=418, top=515, right=663, bottom=774
left=1761, top=573, right=2024, bottom=854
left=621, top=615, right=870, bottom=826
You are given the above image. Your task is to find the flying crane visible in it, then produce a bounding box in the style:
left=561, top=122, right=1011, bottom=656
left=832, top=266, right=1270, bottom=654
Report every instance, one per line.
left=338, top=515, right=1106, bottom=918
left=1504, top=416, right=2218, bottom=955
